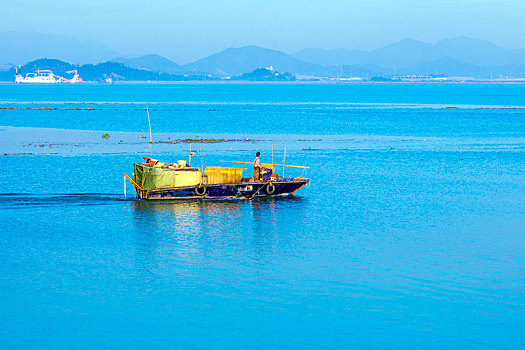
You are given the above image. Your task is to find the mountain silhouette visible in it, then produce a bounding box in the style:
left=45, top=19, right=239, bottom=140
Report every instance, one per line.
left=293, top=37, right=525, bottom=69
left=181, top=45, right=326, bottom=76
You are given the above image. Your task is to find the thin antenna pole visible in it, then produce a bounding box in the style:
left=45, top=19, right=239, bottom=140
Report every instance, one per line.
left=146, top=106, right=153, bottom=144
left=200, top=147, right=204, bottom=177
left=189, top=144, right=192, bottom=166
left=282, top=145, right=286, bottom=178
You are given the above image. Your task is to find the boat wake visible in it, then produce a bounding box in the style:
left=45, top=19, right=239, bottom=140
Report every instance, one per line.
left=0, top=193, right=130, bottom=208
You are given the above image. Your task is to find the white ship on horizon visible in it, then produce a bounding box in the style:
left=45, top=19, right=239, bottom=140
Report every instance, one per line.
left=15, top=69, right=82, bottom=84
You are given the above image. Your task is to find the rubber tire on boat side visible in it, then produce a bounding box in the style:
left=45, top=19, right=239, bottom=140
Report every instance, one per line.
left=265, top=182, right=276, bottom=195
left=194, top=184, right=206, bottom=196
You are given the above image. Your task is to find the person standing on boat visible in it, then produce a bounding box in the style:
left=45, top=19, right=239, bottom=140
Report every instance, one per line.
left=254, top=152, right=262, bottom=181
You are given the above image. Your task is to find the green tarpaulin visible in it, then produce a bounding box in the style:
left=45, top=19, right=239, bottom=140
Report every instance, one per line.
left=134, top=164, right=177, bottom=190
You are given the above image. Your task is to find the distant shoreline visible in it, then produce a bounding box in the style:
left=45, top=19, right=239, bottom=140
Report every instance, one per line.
left=1, top=80, right=524, bottom=85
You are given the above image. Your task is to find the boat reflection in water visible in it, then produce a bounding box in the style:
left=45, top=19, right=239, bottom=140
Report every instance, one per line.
left=130, top=196, right=309, bottom=264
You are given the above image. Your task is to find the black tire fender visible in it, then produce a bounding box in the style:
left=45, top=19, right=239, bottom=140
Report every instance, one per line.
left=194, top=184, right=206, bottom=196
left=265, top=182, right=276, bottom=195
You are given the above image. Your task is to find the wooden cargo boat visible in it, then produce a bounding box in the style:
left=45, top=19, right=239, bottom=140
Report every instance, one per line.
left=124, top=156, right=309, bottom=200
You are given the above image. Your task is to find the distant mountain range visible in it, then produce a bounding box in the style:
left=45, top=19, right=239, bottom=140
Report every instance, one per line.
left=113, top=46, right=326, bottom=77
left=1, top=32, right=525, bottom=79
left=293, top=37, right=525, bottom=68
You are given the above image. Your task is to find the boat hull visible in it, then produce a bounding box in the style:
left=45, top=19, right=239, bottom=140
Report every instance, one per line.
left=136, top=179, right=309, bottom=200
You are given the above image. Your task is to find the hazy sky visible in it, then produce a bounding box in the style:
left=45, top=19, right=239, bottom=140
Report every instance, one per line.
left=2, top=0, right=525, bottom=63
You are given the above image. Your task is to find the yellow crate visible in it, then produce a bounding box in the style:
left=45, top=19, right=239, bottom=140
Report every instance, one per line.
left=204, top=167, right=244, bottom=184
left=173, top=169, right=201, bottom=187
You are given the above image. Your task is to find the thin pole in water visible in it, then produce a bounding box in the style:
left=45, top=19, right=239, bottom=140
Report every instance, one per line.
left=123, top=174, right=127, bottom=199
left=146, top=106, right=153, bottom=144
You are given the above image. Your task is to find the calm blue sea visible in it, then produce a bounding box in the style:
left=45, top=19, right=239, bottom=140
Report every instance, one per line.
left=0, top=83, right=524, bottom=349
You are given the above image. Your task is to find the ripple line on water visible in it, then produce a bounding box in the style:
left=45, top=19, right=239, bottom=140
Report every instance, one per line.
left=1, top=100, right=525, bottom=109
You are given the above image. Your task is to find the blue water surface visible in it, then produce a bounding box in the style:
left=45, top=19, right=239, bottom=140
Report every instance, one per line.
left=0, top=83, right=524, bottom=349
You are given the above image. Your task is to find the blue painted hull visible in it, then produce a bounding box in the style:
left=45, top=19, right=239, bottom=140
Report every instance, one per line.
left=137, top=179, right=309, bottom=200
